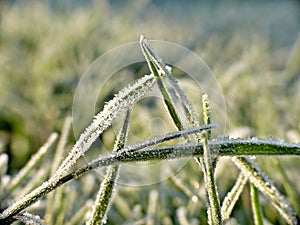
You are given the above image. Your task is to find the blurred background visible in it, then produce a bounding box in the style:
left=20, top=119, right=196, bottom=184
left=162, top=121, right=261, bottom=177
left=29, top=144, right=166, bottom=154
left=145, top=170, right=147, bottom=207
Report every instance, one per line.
left=0, top=0, right=299, bottom=224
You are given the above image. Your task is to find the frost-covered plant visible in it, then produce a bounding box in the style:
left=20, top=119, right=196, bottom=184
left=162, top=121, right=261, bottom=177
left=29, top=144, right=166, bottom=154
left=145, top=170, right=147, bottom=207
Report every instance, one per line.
left=0, top=36, right=299, bottom=225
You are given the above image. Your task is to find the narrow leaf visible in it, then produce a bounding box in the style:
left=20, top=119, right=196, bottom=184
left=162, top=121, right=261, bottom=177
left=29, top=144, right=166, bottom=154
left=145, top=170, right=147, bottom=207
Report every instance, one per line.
left=250, top=183, right=264, bottom=225
left=87, top=110, right=131, bottom=225
left=201, top=94, right=222, bottom=225
left=221, top=172, right=248, bottom=221
left=7, top=133, right=58, bottom=195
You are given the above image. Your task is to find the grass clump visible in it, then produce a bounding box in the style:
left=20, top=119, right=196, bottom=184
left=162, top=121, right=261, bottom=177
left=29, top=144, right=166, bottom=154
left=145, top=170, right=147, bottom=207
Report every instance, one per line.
left=0, top=36, right=299, bottom=225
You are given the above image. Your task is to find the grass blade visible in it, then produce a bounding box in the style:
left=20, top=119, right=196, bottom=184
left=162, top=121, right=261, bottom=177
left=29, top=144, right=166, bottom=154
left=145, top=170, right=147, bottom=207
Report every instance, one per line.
left=45, top=116, right=72, bottom=225
left=1, top=136, right=299, bottom=223
left=54, top=74, right=155, bottom=180
left=140, top=35, right=184, bottom=130
left=147, top=189, right=159, bottom=225
left=273, top=158, right=300, bottom=215
left=140, top=35, right=199, bottom=128
left=201, top=94, right=222, bottom=225
left=6, top=133, right=58, bottom=195
left=221, top=172, right=248, bottom=221
left=250, top=183, right=264, bottom=225
left=120, top=124, right=216, bottom=154
left=87, top=110, right=131, bottom=225
left=232, top=157, right=297, bottom=225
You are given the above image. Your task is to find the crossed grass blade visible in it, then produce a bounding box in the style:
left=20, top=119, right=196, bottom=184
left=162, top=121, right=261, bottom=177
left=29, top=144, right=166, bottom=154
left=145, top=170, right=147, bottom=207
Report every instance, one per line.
left=232, top=157, right=297, bottom=225
left=140, top=35, right=222, bottom=225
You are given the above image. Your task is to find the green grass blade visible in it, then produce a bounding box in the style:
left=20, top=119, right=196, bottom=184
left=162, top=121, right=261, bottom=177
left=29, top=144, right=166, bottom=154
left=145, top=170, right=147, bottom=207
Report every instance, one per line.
left=250, top=183, right=264, bottom=225
left=87, top=110, right=131, bottom=225
left=1, top=136, right=299, bottom=223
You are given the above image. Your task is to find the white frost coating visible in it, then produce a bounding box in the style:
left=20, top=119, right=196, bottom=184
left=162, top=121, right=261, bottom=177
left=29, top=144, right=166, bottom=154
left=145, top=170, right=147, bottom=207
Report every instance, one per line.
left=14, top=212, right=46, bottom=225
left=232, top=157, right=297, bottom=225
left=221, top=172, right=249, bottom=221
left=117, top=124, right=216, bottom=155
left=54, top=74, right=155, bottom=180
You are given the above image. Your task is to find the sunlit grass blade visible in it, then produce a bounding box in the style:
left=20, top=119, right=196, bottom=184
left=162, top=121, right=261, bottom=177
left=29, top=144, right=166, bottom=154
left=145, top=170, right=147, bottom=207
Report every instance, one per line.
left=45, top=116, right=72, bottom=225
left=65, top=200, right=93, bottom=225
left=87, top=110, right=131, bottom=225
left=0, top=153, right=9, bottom=197
left=147, top=189, right=159, bottom=225
left=177, top=207, right=191, bottom=225
left=250, top=183, right=263, bottom=225
left=170, top=175, right=205, bottom=203
left=232, top=157, right=297, bottom=225
left=273, top=159, right=300, bottom=215
left=221, top=172, right=248, bottom=221
left=6, top=133, right=58, bottom=196
left=14, top=167, right=49, bottom=200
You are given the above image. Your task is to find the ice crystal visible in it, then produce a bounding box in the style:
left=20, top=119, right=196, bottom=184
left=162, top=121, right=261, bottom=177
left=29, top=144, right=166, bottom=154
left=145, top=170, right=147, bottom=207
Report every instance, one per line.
left=14, top=212, right=46, bottom=225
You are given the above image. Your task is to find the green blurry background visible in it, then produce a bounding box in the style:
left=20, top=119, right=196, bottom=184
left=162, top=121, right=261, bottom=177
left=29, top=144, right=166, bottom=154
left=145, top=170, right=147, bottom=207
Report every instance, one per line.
left=0, top=0, right=299, bottom=224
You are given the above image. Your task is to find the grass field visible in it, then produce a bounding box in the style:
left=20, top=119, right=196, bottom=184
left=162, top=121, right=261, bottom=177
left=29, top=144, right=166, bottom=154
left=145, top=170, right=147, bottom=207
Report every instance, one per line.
left=0, top=1, right=299, bottom=224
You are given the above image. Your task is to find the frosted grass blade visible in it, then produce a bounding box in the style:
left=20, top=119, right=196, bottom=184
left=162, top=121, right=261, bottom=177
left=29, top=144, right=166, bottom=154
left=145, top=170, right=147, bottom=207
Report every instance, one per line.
left=201, top=94, right=222, bottom=225
left=140, top=35, right=199, bottom=128
left=54, top=74, right=155, bottom=181
left=87, top=110, right=131, bottom=225
left=140, top=35, right=184, bottom=130
left=232, top=157, right=297, bottom=225
left=221, top=172, right=248, bottom=221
